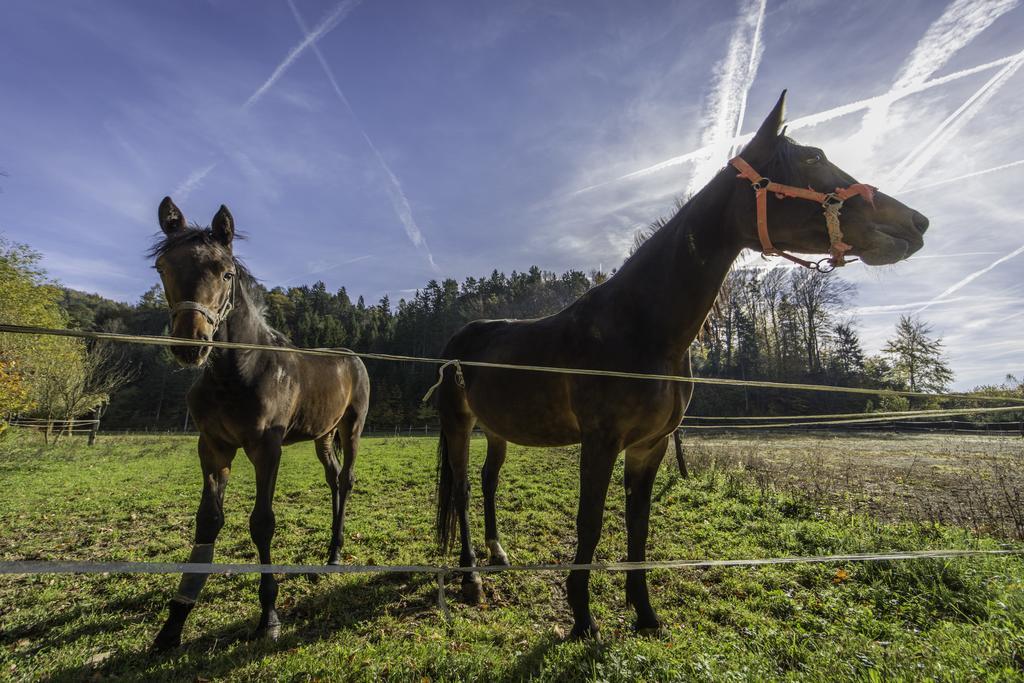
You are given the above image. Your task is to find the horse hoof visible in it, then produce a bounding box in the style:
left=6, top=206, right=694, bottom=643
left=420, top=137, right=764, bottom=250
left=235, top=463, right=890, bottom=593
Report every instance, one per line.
left=150, top=630, right=181, bottom=653
left=569, top=622, right=600, bottom=640
left=486, top=541, right=510, bottom=567
left=461, top=578, right=484, bottom=604
left=252, top=623, right=281, bottom=642
left=252, top=613, right=282, bottom=642
left=634, top=623, right=664, bottom=638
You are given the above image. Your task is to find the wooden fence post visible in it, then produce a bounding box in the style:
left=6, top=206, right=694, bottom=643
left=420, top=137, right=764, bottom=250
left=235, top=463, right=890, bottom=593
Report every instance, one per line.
left=673, top=428, right=688, bottom=479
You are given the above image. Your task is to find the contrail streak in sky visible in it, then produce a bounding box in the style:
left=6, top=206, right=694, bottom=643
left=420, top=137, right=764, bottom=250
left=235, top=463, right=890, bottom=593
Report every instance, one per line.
left=897, top=158, right=1024, bottom=194
left=915, top=244, right=1024, bottom=313
left=243, top=0, right=363, bottom=110
left=286, top=0, right=439, bottom=272
left=887, top=51, right=1024, bottom=191
left=171, top=163, right=217, bottom=201
left=174, top=1, right=362, bottom=194
left=852, top=0, right=1018, bottom=166
left=569, top=51, right=1022, bottom=196
left=727, top=0, right=767, bottom=160
left=687, top=0, right=767, bottom=196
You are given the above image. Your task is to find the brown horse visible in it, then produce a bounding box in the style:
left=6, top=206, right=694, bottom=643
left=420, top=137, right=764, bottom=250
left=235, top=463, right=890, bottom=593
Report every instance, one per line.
left=149, top=198, right=370, bottom=650
left=434, top=92, right=929, bottom=638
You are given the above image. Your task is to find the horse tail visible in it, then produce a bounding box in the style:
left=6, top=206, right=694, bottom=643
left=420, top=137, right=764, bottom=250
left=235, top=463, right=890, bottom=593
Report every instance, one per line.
left=435, top=431, right=457, bottom=552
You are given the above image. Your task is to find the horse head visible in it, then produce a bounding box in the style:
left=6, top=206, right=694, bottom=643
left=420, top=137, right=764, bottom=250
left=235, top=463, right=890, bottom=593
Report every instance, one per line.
left=731, top=91, right=928, bottom=268
left=151, top=197, right=237, bottom=367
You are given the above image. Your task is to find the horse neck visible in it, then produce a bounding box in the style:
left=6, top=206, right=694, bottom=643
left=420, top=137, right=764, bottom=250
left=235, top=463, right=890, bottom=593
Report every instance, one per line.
left=611, top=170, right=742, bottom=358
left=207, top=280, right=277, bottom=381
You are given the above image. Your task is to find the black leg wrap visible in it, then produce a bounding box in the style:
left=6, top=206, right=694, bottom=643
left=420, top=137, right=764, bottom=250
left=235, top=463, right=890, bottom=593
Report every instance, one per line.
left=174, top=542, right=215, bottom=604
left=152, top=599, right=194, bottom=651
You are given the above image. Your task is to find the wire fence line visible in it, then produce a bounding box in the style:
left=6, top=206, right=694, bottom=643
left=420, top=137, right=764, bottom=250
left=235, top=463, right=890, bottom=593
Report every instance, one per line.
left=5, top=417, right=101, bottom=425
left=5, top=550, right=1019, bottom=613
left=2, top=323, right=1023, bottom=406
left=3, top=322, right=1024, bottom=585
left=680, top=406, right=1024, bottom=430
left=1, top=549, right=1019, bottom=576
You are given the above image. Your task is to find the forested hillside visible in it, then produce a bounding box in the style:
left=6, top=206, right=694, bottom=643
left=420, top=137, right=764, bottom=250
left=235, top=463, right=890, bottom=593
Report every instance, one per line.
left=56, top=263, right=959, bottom=431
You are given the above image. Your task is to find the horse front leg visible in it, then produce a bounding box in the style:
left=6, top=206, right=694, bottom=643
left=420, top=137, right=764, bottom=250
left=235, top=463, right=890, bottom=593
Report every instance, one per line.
left=624, top=436, right=669, bottom=634
left=247, top=432, right=283, bottom=640
left=567, top=434, right=618, bottom=639
left=152, top=436, right=235, bottom=651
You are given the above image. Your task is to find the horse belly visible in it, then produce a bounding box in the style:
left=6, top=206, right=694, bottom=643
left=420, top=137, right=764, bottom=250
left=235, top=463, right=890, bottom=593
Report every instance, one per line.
left=467, top=373, right=580, bottom=447
left=286, top=388, right=350, bottom=443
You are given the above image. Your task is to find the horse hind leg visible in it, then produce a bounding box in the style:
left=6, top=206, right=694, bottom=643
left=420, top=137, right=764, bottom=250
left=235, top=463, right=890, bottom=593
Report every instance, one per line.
left=331, top=405, right=363, bottom=563
left=314, top=431, right=345, bottom=566
left=481, top=433, right=509, bottom=566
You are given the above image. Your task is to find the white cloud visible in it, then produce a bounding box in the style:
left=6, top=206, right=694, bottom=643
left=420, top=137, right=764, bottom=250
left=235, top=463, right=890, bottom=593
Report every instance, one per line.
left=851, top=0, right=1019, bottom=169
left=570, top=51, right=1023, bottom=196
left=887, top=51, right=1024, bottom=190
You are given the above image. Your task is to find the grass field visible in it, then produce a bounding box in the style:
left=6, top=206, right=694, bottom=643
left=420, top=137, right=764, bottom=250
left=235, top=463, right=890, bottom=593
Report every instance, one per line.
left=1, top=430, right=1023, bottom=681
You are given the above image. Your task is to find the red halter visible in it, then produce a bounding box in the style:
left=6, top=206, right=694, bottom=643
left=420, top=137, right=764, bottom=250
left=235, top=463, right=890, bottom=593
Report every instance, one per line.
left=729, top=156, right=877, bottom=272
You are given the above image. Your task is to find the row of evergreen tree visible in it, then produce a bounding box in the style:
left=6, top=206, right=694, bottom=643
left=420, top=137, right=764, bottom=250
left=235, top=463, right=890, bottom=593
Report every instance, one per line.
left=58, top=262, right=968, bottom=432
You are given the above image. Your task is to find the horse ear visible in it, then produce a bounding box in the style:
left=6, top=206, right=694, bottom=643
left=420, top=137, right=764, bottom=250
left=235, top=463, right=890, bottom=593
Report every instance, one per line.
left=211, top=205, right=234, bottom=246
left=158, top=196, right=186, bottom=235
left=754, top=90, right=787, bottom=142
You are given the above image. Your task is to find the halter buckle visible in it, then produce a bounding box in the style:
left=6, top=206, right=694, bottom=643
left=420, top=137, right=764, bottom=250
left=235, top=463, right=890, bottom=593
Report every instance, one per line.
left=812, top=258, right=837, bottom=273
left=750, top=177, right=770, bottom=191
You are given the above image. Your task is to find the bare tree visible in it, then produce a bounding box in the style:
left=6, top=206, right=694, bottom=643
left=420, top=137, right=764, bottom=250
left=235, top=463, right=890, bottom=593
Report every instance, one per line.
left=33, top=340, right=137, bottom=443
left=789, top=270, right=855, bottom=374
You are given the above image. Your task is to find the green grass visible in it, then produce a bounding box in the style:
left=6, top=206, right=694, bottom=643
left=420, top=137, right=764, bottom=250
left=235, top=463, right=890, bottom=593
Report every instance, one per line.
left=1, top=430, right=1023, bottom=681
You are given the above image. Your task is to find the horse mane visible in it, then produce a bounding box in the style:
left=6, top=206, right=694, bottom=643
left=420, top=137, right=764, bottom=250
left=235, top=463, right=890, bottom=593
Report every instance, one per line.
left=620, top=194, right=723, bottom=342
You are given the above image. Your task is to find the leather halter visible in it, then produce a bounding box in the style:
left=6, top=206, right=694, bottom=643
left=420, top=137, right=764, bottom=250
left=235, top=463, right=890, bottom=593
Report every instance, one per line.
left=168, top=277, right=235, bottom=334
left=730, top=156, right=877, bottom=272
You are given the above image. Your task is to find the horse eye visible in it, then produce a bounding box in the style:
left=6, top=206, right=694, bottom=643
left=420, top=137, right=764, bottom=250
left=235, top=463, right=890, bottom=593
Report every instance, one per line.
left=806, top=154, right=822, bottom=165
left=224, top=271, right=235, bottom=281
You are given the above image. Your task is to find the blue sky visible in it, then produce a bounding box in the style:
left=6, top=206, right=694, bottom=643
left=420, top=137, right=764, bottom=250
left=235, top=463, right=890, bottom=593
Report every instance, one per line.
left=0, top=0, right=1021, bottom=389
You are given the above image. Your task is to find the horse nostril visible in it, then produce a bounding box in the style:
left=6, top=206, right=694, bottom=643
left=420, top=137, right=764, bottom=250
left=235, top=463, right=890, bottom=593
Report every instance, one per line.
left=912, top=211, right=929, bottom=234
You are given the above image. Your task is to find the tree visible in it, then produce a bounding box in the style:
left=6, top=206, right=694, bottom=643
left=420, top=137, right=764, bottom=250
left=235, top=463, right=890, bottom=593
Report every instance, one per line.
left=882, top=315, right=954, bottom=392
left=788, top=269, right=855, bottom=374
left=0, top=238, right=77, bottom=419
left=28, top=332, right=137, bottom=443
left=829, top=323, right=866, bottom=379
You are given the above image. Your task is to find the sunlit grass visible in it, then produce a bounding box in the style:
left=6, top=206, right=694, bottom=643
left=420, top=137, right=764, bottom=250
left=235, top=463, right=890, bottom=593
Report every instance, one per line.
left=1, top=430, right=1022, bottom=681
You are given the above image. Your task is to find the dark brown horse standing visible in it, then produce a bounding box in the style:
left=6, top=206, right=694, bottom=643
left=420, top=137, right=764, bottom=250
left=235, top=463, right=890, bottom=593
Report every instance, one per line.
left=149, top=198, right=370, bottom=650
left=435, top=92, right=929, bottom=638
